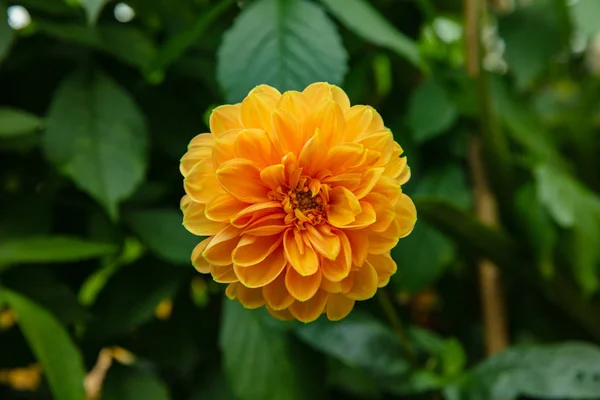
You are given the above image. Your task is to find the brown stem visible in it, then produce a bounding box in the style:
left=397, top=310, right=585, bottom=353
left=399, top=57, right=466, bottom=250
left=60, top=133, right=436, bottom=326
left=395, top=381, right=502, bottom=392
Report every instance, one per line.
left=465, top=0, right=509, bottom=356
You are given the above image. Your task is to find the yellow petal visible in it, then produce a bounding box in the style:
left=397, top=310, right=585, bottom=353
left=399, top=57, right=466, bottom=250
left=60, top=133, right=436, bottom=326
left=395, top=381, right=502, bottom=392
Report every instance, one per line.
left=210, top=104, right=243, bottom=137
left=326, top=293, right=355, bottom=321
left=244, top=214, right=289, bottom=236
left=205, top=194, right=248, bottom=222
left=191, top=238, right=211, bottom=273
left=398, top=165, right=411, bottom=186
left=320, top=276, right=343, bottom=293
left=283, top=229, right=318, bottom=276
left=241, top=92, right=278, bottom=133
left=266, top=306, right=294, bottom=321
left=260, top=164, right=287, bottom=190
left=234, top=245, right=286, bottom=288
left=305, top=224, right=340, bottom=260
left=180, top=146, right=211, bottom=177
left=384, top=155, right=408, bottom=180
left=285, top=267, right=322, bottom=302
left=188, top=132, right=214, bottom=149
left=212, top=129, right=240, bottom=168
left=343, top=201, right=377, bottom=229
left=230, top=201, right=283, bottom=228
left=277, top=90, right=311, bottom=123
left=363, top=193, right=395, bottom=233
left=305, top=100, right=345, bottom=146
left=234, top=129, right=276, bottom=167
left=367, top=253, right=397, bottom=287
left=202, top=225, right=241, bottom=266
left=321, top=230, right=352, bottom=282
left=396, top=194, right=417, bottom=237
left=225, top=282, right=238, bottom=299
left=289, top=290, right=328, bottom=323
left=330, top=85, right=351, bottom=112
left=249, top=84, right=282, bottom=99
left=345, top=229, right=369, bottom=267
left=372, top=176, right=402, bottom=205
left=216, top=159, right=269, bottom=203
left=236, top=285, right=265, bottom=309
left=367, top=226, right=400, bottom=255
left=353, top=168, right=384, bottom=200
left=183, top=201, right=227, bottom=236
left=325, top=143, right=366, bottom=175
left=302, top=82, right=333, bottom=111
left=327, top=186, right=362, bottom=227
left=184, top=160, right=224, bottom=204
left=272, top=109, right=304, bottom=155
left=346, top=262, right=378, bottom=301
left=344, top=105, right=374, bottom=142
left=232, top=234, right=282, bottom=267
left=210, top=264, right=237, bottom=283
left=262, top=272, right=295, bottom=310
left=298, top=130, right=327, bottom=177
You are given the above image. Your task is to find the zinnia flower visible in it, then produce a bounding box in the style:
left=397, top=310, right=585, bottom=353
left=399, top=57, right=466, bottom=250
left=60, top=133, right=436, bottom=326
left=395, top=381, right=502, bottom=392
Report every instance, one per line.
left=180, top=83, right=416, bottom=322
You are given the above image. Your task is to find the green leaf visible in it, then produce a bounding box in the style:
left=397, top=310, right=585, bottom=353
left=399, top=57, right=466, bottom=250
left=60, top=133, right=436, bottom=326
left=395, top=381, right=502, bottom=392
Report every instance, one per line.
left=0, top=3, right=13, bottom=62
left=81, top=0, right=110, bottom=25
left=37, top=22, right=157, bottom=70
left=446, top=342, right=600, bottom=399
left=220, top=300, right=321, bottom=400
left=126, top=209, right=198, bottom=266
left=44, top=70, right=148, bottom=220
left=103, top=365, right=171, bottom=400
left=414, top=198, right=521, bottom=271
left=321, top=0, right=422, bottom=68
left=327, top=358, right=382, bottom=399
left=88, top=262, right=184, bottom=339
left=0, top=236, right=117, bottom=267
left=407, top=78, right=458, bottom=143
left=296, top=312, right=410, bottom=381
left=0, top=108, right=43, bottom=137
left=570, top=0, right=600, bottom=36
left=217, top=0, right=347, bottom=102
left=498, top=0, right=569, bottom=88
left=0, top=287, right=86, bottom=400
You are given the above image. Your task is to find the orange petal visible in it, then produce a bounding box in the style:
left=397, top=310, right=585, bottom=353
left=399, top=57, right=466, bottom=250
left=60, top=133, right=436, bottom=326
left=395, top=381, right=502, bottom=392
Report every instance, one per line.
left=205, top=194, right=248, bottom=222
left=326, top=293, right=355, bottom=321
left=343, top=201, right=377, bottom=229
left=249, top=84, right=282, bottom=99
left=303, top=82, right=333, bottom=111
left=183, top=201, right=227, bottom=236
left=396, top=194, right=417, bottom=238
left=305, top=225, right=340, bottom=260
left=353, top=168, right=384, bottom=200
left=344, top=106, right=374, bottom=141
left=202, top=225, right=241, bottom=266
left=212, top=129, right=240, bottom=169
left=225, top=282, right=238, bottom=299
left=384, top=155, right=408, bottom=180
left=327, top=186, right=362, bottom=227
left=262, top=272, right=295, bottom=310
left=289, top=290, right=328, bottom=323
left=180, top=146, right=211, bottom=177
left=346, top=262, right=378, bottom=301
left=216, top=159, right=269, bottom=203
left=210, top=104, right=242, bottom=137
left=272, top=108, right=304, bottom=155
left=367, top=253, right=397, bottom=287
left=283, top=229, right=318, bottom=276
left=363, top=193, right=395, bottom=233
left=277, top=90, right=311, bottom=123
left=398, top=165, right=411, bottom=186
left=320, top=276, right=343, bottom=293
left=298, top=130, right=327, bottom=177
left=367, top=226, right=400, bottom=255
left=210, top=264, right=237, bottom=283
left=260, top=164, right=287, bottom=190
left=345, top=229, right=369, bottom=267
left=372, top=176, right=402, bottom=205
left=330, top=85, right=351, bottom=112
left=305, top=100, right=345, bottom=146
left=244, top=214, right=289, bottom=236
left=232, top=234, right=282, bottom=267
left=326, top=143, right=366, bottom=175
left=188, top=132, right=214, bottom=149
left=184, top=160, right=224, bottom=204
left=241, top=92, right=278, bottom=133
left=357, top=129, right=394, bottom=155
left=236, top=285, right=265, bottom=309
left=266, top=307, right=294, bottom=321
left=234, top=245, right=287, bottom=288
left=234, top=129, right=275, bottom=167
left=180, top=195, right=192, bottom=212
left=285, top=267, right=322, bottom=302
left=230, top=201, right=282, bottom=228
left=321, top=230, right=352, bottom=282
left=191, top=238, right=211, bottom=273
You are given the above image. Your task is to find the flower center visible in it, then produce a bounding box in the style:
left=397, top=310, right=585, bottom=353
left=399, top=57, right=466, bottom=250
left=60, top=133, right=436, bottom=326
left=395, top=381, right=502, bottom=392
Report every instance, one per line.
left=269, top=179, right=328, bottom=228
left=291, top=187, right=323, bottom=213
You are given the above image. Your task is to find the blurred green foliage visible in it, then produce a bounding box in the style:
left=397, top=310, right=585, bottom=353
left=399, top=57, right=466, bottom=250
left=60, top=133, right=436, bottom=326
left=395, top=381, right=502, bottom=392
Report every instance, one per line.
left=2, top=0, right=600, bottom=399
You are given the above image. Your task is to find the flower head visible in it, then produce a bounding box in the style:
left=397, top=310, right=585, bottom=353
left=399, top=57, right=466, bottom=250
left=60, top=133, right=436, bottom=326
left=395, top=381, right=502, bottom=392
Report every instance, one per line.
left=180, top=83, right=416, bottom=322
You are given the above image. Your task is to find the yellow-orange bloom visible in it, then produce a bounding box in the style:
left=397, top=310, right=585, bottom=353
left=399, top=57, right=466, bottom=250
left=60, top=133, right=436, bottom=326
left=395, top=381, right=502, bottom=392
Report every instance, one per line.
left=180, top=83, right=416, bottom=322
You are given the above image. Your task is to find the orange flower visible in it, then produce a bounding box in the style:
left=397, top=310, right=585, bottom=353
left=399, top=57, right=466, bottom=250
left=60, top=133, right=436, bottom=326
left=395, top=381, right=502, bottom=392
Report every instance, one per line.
left=180, top=83, right=416, bottom=322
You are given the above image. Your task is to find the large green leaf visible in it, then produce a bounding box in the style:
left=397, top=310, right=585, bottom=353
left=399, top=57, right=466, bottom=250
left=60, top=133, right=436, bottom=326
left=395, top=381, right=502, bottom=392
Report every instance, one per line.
left=0, top=236, right=117, bottom=267
left=445, top=342, right=600, bottom=400
left=81, top=0, right=110, bottom=25
left=407, top=78, right=458, bottom=143
left=103, top=365, right=171, bottom=400
left=570, top=0, right=600, bottom=36
left=296, top=313, right=410, bottom=382
left=126, top=209, right=198, bottom=266
left=0, top=2, right=13, bottom=63
left=321, top=0, right=421, bottom=68
left=220, top=300, right=322, bottom=400
left=37, top=22, right=157, bottom=70
left=0, top=108, right=43, bottom=137
left=217, top=0, right=347, bottom=102
left=44, top=70, right=148, bottom=220
left=0, top=287, right=86, bottom=400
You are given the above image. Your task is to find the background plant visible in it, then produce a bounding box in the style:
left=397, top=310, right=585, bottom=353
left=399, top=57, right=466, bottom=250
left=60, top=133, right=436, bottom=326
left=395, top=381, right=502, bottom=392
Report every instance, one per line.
left=2, top=0, right=600, bottom=399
